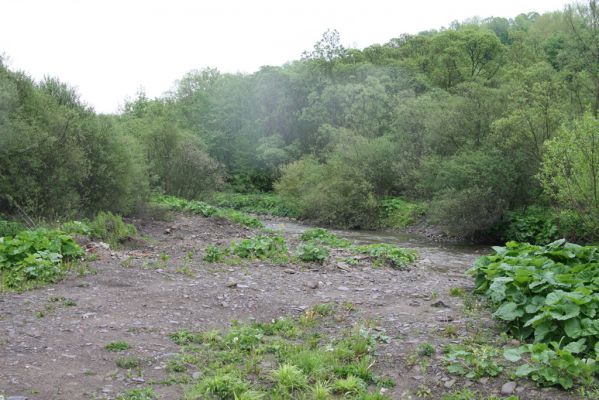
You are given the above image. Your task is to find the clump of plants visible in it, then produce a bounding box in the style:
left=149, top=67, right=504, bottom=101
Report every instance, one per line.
left=443, top=344, right=503, bottom=380
left=211, top=192, right=300, bottom=217
left=154, top=195, right=263, bottom=228
left=354, top=243, right=417, bottom=269
left=0, top=218, right=25, bottom=238
left=379, top=197, right=425, bottom=228
left=89, top=211, right=137, bottom=246
left=300, top=228, right=352, bottom=248
left=168, top=304, right=392, bottom=399
left=105, top=341, right=130, bottom=352
left=296, top=243, right=329, bottom=263
left=0, top=228, right=84, bottom=290
left=116, top=387, right=157, bottom=400
left=469, top=239, right=599, bottom=388
left=203, top=235, right=288, bottom=263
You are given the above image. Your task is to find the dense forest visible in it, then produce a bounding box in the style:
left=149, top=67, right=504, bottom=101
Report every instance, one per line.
left=2, top=1, right=599, bottom=243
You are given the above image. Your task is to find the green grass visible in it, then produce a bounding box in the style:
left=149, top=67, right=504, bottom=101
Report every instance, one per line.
left=116, top=356, right=142, bottom=369
left=154, top=195, right=264, bottom=228
left=166, top=304, right=392, bottom=399
left=116, top=387, right=157, bottom=400
left=105, top=341, right=130, bottom=352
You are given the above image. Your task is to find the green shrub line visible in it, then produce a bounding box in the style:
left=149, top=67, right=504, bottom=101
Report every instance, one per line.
left=153, top=195, right=263, bottom=229
left=469, top=239, right=599, bottom=388
left=211, top=192, right=300, bottom=218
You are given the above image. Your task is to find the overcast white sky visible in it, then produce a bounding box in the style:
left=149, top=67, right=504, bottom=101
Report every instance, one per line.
left=0, top=0, right=571, bottom=113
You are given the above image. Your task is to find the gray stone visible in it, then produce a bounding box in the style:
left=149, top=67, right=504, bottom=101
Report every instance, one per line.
left=501, top=381, right=517, bottom=395
left=444, top=379, right=456, bottom=388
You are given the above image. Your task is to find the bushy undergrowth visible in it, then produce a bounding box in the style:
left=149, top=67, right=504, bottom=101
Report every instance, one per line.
left=379, top=197, right=425, bottom=228
left=300, top=228, right=352, bottom=248
left=469, top=239, right=599, bottom=388
left=296, top=243, right=329, bottom=263
left=0, top=228, right=84, bottom=290
left=154, top=195, right=263, bottom=228
left=0, top=219, right=25, bottom=237
left=60, top=212, right=137, bottom=248
left=168, top=304, right=393, bottom=399
left=211, top=192, right=300, bottom=218
left=203, top=235, right=288, bottom=263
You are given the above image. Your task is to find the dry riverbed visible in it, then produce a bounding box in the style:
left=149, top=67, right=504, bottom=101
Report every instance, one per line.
left=0, top=213, right=581, bottom=399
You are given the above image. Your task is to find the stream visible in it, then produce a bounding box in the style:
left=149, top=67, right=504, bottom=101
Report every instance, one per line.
left=265, top=220, right=491, bottom=277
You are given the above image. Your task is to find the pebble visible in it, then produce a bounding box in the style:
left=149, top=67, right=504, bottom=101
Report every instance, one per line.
left=501, top=381, right=517, bottom=395
left=444, top=379, right=456, bottom=388
left=337, top=286, right=350, bottom=291
left=306, top=281, right=319, bottom=289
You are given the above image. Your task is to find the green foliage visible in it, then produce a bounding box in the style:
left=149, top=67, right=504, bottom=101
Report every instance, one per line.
left=540, top=113, right=599, bottom=240
left=379, top=197, right=425, bottom=228
left=0, top=219, right=25, bottom=237
left=417, top=342, right=436, bottom=357
left=354, top=244, right=417, bottom=269
left=116, top=356, right=142, bottom=369
left=0, top=65, right=148, bottom=219
left=503, top=342, right=597, bottom=389
left=88, top=211, right=137, bottom=247
left=299, top=228, right=352, bottom=248
left=211, top=192, right=299, bottom=217
left=105, top=341, right=130, bottom=352
left=174, top=307, right=391, bottom=400
left=116, top=387, right=158, bottom=400
left=296, top=243, right=329, bottom=263
left=499, top=206, right=559, bottom=244
left=471, top=239, right=599, bottom=388
left=154, top=195, right=263, bottom=228
left=444, top=344, right=503, bottom=379
left=0, top=228, right=84, bottom=290
left=203, top=235, right=288, bottom=263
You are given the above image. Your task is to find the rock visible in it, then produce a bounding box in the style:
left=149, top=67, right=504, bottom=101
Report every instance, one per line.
left=131, top=377, right=145, bottom=383
left=192, top=371, right=202, bottom=380
left=306, top=281, right=319, bottom=289
left=283, top=269, right=296, bottom=274
left=444, top=379, right=456, bottom=389
left=501, top=381, right=517, bottom=395
left=409, top=300, right=421, bottom=307
left=225, top=281, right=238, bottom=288
left=431, top=300, right=450, bottom=308
left=337, top=286, right=350, bottom=291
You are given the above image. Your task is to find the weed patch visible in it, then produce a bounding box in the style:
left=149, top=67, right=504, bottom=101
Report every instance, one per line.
left=0, top=228, right=84, bottom=290
left=168, top=305, right=392, bottom=399
left=203, top=235, right=288, bottom=263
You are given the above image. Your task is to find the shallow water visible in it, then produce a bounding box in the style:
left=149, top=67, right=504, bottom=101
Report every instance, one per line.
left=265, top=220, right=491, bottom=273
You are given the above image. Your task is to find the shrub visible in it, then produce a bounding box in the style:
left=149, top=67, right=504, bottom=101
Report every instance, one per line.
left=0, top=228, right=84, bottom=290
left=379, top=197, right=425, bottom=228
left=499, top=206, right=559, bottom=245
left=89, top=212, right=137, bottom=247
left=299, top=228, right=351, bottom=248
left=296, top=243, right=329, bottom=263
left=354, top=244, right=417, bottom=269
left=0, top=219, right=25, bottom=237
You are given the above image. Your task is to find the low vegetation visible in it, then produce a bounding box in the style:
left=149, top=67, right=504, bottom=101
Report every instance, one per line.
left=0, top=228, right=84, bottom=291
left=470, top=239, right=599, bottom=388
left=210, top=192, right=300, bottom=218
left=154, top=195, right=263, bottom=228
left=203, top=235, right=288, bottom=263
left=166, top=304, right=393, bottom=399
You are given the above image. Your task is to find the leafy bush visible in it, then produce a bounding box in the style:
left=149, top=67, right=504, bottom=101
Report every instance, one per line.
left=299, top=228, right=351, bottom=248
left=89, top=212, right=137, bottom=247
left=211, top=192, right=299, bottom=217
left=0, top=228, right=84, bottom=290
left=444, top=344, right=503, bottom=379
left=354, top=244, right=417, bottom=269
left=296, top=243, right=329, bottom=263
left=60, top=220, right=92, bottom=236
left=504, top=342, right=597, bottom=389
left=499, top=206, right=559, bottom=245
left=276, top=157, right=380, bottom=229
left=379, top=197, right=425, bottom=228
left=470, top=239, right=599, bottom=387
left=204, top=235, right=288, bottom=263
left=0, top=219, right=25, bottom=237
